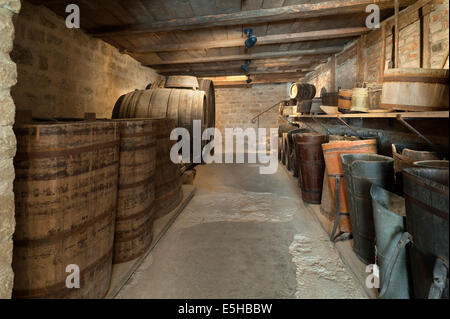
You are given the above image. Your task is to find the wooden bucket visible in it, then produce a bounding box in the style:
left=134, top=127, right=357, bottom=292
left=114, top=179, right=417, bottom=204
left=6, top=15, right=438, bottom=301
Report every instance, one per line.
left=198, top=78, right=216, bottom=129
left=165, top=75, right=199, bottom=90
left=351, top=88, right=370, bottom=112
left=113, top=119, right=156, bottom=264
left=338, top=89, right=353, bottom=111
left=12, top=121, right=119, bottom=298
left=294, top=133, right=328, bottom=204
left=392, top=144, right=439, bottom=194
left=153, top=118, right=183, bottom=219
left=381, top=68, right=449, bottom=111
left=322, top=139, right=378, bottom=234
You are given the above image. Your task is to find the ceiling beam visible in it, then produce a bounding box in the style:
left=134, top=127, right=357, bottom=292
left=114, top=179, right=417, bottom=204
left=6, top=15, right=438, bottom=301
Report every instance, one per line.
left=133, top=27, right=369, bottom=53
left=145, top=46, right=343, bottom=66
left=88, top=0, right=415, bottom=36
left=165, top=70, right=309, bottom=78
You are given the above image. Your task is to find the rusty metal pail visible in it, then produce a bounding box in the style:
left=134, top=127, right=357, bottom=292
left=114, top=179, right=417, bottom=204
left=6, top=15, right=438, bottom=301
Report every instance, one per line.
left=403, top=167, right=449, bottom=299
left=341, top=154, right=394, bottom=264
left=371, top=184, right=411, bottom=299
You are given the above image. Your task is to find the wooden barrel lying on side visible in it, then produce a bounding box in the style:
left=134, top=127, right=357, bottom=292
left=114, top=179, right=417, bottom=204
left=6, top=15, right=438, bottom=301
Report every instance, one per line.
left=165, top=75, right=199, bottom=90
left=153, top=118, right=183, bottom=218
left=12, top=121, right=120, bottom=299
left=198, top=78, right=216, bottom=129
left=113, top=119, right=156, bottom=264
left=113, top=88, right=207, bottom=162
left=289, top=82, right=316, bottom=100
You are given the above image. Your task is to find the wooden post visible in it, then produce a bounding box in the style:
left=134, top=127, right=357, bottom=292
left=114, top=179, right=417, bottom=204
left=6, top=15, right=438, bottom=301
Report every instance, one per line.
left=330, top=54, right=336, bottom=92
left=420, top=7, right=431, bottom=68
left=394, top=0, right=399, bottom=68
left=357, top=35, right=366, bottom=86
left=380, top=23, right=386, bottom=84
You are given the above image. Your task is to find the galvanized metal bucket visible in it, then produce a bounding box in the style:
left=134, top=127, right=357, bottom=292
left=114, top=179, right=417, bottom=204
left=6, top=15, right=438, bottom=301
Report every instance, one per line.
left=341, top=154, right=394, bottom=264
left=371, top=185, right=411, bottom=299
left=403, top=167, right=449, bottom=299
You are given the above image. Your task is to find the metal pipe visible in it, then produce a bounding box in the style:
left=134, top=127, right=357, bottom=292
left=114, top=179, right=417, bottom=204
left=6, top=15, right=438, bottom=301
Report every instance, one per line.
left=336, top=115, right=363, bottom=139
left=396, top=115, right=443, bottom=156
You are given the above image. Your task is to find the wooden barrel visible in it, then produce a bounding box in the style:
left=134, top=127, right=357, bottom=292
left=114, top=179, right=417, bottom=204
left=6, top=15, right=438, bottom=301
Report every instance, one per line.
left=294, top=133, right=328, bottom=204
left=198, top=78, right=216, bottom=129
left=321, top=139, right=377, bottom=235
left=381, top=68, right=449, bottom=111
left=113, top=119, right=156, bottom=264
left=338, top=89, right=353, bottom=111
left=114, top=89, right=207, bottom=162
left=392, top=144, right=439, bottom=194
left=165, top=75, right=199, bottom=90
left=322, top=92, right=339, bottom=106
left=12, top=121, right=119, bottom=299
left=153, top=118, right=183, bottom=218
left=289, top=83, right=316, bottom=100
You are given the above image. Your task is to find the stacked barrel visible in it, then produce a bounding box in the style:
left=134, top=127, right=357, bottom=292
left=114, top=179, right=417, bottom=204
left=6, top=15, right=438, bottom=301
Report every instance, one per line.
left=11, top=75, right=201, bottom=298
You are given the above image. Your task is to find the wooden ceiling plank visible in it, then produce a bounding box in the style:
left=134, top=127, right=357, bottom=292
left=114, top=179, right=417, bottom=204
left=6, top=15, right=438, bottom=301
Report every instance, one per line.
left=144, top=46, right=342, bottom=65
left=87, top=0, right=416, bottom=36
left=133, top=27, right=368, bottom=52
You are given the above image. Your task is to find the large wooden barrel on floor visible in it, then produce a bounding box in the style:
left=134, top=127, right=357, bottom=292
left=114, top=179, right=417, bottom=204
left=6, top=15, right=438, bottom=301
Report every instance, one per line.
left=153, top=118, right=183, bottom=218
left=381, top=68, right=449, bottom=111
left=321, top=139, right=377, bottom=237
left=12, top=121, right=119, bottom=299
left=198, top=78, right=216, bottom=129
left=165, top=75, right=199, bottom=90
left=113, top=119, right=156, bottom=264
left=294, top=133, right=328, bottom=204
left=113, top=88, right=207, bottom=162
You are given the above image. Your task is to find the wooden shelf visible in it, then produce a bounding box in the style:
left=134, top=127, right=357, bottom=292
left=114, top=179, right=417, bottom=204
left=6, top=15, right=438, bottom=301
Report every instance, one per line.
left=289, top=111, right=449, bottom=119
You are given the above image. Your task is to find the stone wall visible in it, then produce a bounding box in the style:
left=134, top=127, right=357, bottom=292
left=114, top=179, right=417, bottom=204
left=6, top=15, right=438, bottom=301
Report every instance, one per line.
left=0, top=0, right=20, bottom=299
left=11, top=1, right=160, bottom=119
left=215, top=83, right=289, bottom=136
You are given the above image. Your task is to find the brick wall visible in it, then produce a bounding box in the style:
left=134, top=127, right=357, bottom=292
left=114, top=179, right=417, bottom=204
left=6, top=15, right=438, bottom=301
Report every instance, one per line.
left=306, top=0, right=449, bottom=86
left=215, top=83, right=289, bottom=137
left=0, top=0, right=20, bottom=300
left=11, top=1, right=160, bottom=119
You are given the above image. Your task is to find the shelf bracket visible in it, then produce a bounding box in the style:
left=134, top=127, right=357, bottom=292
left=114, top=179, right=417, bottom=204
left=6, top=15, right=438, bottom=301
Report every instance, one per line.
left=396, top=115, right=443, bottom=156
left=335, top=115, right=363, bottom=139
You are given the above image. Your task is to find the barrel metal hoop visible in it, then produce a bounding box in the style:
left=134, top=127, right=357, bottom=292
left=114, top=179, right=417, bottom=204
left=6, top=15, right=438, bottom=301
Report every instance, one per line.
left=15, top=140, right=120, bottom=160
left=404, top=193, right=448, bottom=221
left=383, top=76, right=449, bottom=84
left=338, top=95, right=353, bottom=101
left=14, top=208, right=115, bottom=247
left=119, top=175, right=154, bottom=190
left=121, top=131, right=156, bottom=139
left=13, top=248, right=113, bottom=298
left=116, top=204, right=154, bottom=222
left=115, top=220, right=154, bottom=243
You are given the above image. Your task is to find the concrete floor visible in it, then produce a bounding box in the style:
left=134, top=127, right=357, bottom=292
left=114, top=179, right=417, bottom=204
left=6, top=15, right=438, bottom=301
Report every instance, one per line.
left=116, top=163, right=367, bottom=299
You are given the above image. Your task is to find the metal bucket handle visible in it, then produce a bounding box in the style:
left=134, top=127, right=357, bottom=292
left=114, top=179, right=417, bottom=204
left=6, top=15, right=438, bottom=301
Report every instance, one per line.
left=329, top=175, right=351, bottom=242
left=379, top=232, right=449, bottom=299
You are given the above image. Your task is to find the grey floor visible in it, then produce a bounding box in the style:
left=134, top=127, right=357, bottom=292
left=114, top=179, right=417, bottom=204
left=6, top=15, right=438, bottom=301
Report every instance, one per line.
left=116, top=163, right=366, bottom=299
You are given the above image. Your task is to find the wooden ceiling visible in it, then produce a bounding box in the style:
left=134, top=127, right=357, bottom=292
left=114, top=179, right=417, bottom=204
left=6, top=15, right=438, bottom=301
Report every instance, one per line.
left=30, top=0, right=417, bottom=84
